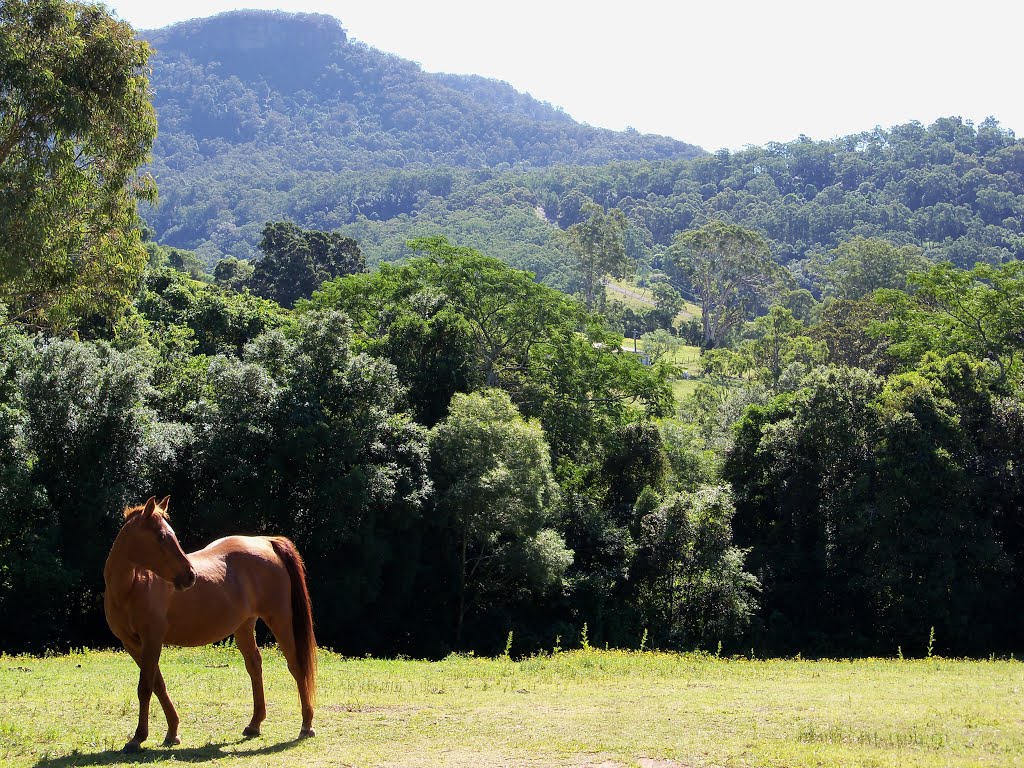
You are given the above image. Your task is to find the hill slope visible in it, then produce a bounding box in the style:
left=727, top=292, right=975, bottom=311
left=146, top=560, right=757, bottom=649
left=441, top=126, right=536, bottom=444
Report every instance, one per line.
left=139, top=12, right=1024, bottom=284
left=141, top=10, right=703, bottom=261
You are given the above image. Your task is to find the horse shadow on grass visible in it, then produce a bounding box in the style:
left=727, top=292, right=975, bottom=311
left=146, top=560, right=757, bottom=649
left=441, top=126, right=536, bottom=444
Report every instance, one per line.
left=32, top=736, right=303, bottom=767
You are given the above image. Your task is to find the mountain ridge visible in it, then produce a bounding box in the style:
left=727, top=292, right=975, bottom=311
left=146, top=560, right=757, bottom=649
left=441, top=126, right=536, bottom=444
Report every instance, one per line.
left=137, top=10, right=1024, bottom=284
left=139, top=10, right=703, bottom=261
left=141, top=10, right=700, bottom=164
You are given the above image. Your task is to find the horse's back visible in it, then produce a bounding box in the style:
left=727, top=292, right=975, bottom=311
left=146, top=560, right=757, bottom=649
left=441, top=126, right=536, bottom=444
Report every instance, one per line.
left=198, top=534, right=278, bottom=562
left=164, top=536, right=293, bottom=646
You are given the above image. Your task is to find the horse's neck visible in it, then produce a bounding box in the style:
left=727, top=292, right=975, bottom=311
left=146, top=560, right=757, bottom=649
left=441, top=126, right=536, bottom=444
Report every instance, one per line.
left=103, top=530, right=141, bottom=601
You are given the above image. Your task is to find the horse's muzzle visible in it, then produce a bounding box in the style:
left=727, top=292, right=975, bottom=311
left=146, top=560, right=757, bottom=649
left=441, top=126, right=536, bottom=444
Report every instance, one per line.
left=174, top=567, right=197, bottom=592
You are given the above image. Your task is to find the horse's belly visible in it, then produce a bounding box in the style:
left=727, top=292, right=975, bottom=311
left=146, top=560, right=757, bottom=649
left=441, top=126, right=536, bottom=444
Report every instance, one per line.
left=164, top=585, right=250, bottom=646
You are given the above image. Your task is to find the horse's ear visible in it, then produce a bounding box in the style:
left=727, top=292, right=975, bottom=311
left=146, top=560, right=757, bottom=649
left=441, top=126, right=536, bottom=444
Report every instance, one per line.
left=158, top=496, right=171, bottom=512
left=142, top=496, right=158, bottom=517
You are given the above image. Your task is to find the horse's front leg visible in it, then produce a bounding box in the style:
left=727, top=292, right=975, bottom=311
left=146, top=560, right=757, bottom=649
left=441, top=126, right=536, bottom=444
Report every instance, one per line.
left=154, top=668, right=181, bottom=745
left=124, top=635, right=167, bottom=752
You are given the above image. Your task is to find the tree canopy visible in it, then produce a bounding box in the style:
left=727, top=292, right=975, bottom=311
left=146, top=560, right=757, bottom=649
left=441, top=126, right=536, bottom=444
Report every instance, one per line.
left=564, top=202, right=629, bottom=310
left=0, top=0, right=157, bottom=329
left=668, top=221, right=781, bottom=348
left=248, top=221, right=365, bottom=307
left=4, top=4, right=1024, bottom=661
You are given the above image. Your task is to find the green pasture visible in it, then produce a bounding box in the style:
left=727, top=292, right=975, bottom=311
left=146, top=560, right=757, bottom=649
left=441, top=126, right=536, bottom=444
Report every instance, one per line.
left=604, top=279, right=700, bottom=321
left=605, top=278, right=657, bottom=312
left=1, top=646, right=1021, bottom=767
left=621, top=338, right=705, bottom=400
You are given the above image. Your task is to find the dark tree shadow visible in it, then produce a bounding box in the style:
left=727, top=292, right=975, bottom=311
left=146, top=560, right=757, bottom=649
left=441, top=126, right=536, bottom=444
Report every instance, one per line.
left=32, top=736, right=304, bottom=767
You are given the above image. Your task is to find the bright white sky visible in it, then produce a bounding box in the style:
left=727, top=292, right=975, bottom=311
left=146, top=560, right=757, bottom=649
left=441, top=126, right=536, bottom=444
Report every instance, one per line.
left=107, top=0, right=1022, bottom=151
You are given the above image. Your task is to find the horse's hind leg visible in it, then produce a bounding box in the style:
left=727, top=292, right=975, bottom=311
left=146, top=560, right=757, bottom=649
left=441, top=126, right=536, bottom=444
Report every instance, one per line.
left=264, top=613, right=315, bottom=738
left=235, top=618, right=266, bottom=737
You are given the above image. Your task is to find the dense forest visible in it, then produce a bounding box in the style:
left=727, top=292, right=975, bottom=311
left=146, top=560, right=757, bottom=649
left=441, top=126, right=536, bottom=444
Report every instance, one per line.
left=1, top=1, right=1023, bottom=660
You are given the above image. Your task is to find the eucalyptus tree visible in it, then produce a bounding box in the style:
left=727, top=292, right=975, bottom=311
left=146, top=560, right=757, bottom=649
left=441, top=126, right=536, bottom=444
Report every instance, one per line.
left=822, top=236, right=929, bottom=299
left=668, top=221, right=782, bottom=348
left=565, top=202, right=630, bottom=310
left=0, top=0, right=157, bottom=329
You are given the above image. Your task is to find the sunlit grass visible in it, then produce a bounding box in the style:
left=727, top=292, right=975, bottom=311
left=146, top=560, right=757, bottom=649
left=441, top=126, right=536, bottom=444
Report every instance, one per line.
left=621, top=336, right=703, bottom=403
left=605, top=278, right=700, bottom=322
left=605, top=277, right=657, bottom=312
left=671, top=376, right=704, bottom=400
left=1, top=646, right=1021, bottom=767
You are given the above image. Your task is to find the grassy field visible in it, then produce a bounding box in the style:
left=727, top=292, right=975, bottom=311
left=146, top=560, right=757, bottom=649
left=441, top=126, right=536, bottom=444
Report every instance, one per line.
left=604, top=279, right=701, bottom=321
left=1, top=647, right=1022, bottom=767
left=621, top=338, right=705, bottom=401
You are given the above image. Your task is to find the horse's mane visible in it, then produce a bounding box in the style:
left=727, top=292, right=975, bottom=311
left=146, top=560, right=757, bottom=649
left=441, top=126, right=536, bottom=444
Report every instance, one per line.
left=123, top=504, right=169, bottom=521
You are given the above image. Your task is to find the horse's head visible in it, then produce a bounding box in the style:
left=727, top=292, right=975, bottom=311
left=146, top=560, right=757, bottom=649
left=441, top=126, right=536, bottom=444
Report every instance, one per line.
left=122, top=496, right=197, bottom=591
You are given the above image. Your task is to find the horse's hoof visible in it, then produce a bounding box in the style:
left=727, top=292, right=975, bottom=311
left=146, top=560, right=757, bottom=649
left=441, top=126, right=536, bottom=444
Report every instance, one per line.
left=242, top=726, right=261, bottom=738
left=122, top=741, right=143, bottom=753
left=299, top=727, right=316, bottom=738
left=163, top=735, right=181, bottom=746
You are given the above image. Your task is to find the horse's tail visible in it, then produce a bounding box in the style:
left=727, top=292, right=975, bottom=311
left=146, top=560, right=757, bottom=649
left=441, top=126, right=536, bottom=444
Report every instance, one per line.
left=270, top=537, right=317, bottom=706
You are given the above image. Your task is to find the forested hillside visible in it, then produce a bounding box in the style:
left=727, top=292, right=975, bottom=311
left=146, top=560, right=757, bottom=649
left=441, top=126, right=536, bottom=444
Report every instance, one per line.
left=323, top=118, right=1024, bottom=291
left=140, top=10, right=701, bottom=262
left=137, top=10, right=1024, bottom=283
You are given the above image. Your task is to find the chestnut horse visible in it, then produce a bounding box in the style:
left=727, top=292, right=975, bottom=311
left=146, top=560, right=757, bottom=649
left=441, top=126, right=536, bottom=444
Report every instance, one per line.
left=103, top=496, right=317, bottom=752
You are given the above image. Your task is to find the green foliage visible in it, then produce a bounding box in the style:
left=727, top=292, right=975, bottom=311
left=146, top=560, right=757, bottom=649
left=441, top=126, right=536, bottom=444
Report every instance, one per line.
left=306, top=262, right=479, bottom=427
left=601, top=422, right=670, bottom=520
left=725, top=360, right=1021, bottom=655
left=4, top=243, right=1022, bottom=658
left=819, top=236, right=930, bottom=299
left=633, top=486, right=760, bottom=648
left=530, top=118, right=1024, bottom=285
left=669, top=221, right=782, bottom=348
left=876, top=260, right=1024, bottom=386
left=249, top=221, right=365, bottom=307
left=0, top=328, right=186, bottom=650
left=139, top=11, right=698, bottom=263
left=0, top=320, right=53, bottom=650
left=213, top=255, right=254, bottom=290
left=176, top=310, right=432, bottom=650
left=135, top=267, right=290, bottom=355
left=403, top=237, right=580, bottom=391
left=809, top=297, right=894, bottom=372
left=0, top=0, right=157, bottom=329
left=6, top=6, right=1024, bottom=660
left=428, top=389, right=569, bottom=646
left=743, top=305, right=827, bottom=385
left=139, top=37, right=1024, bottom=298
left=639, top=328, right=685, bottom=363
left=564, top=202, right=629, bottom=309
left=312, top=237, right=672, bottom=458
